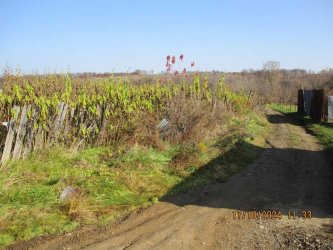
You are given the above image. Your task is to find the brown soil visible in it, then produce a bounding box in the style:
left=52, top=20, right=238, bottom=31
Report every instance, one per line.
left=8, top=109, right=333, bottom=250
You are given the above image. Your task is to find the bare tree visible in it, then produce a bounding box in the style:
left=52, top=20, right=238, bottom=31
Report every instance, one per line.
left=262, top=60, right=282, bottom=102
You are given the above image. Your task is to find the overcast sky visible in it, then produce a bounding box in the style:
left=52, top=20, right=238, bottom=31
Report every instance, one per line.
left=1, top=0, right=332, bottom=74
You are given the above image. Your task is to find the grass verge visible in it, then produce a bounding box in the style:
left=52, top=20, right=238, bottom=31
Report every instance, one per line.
left=0, top=112, right=268, bottom=248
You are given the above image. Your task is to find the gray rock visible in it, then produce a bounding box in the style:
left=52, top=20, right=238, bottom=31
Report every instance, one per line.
left=157, top=118, right=169, bottom=132
left=59, top=186, right=76, bottom=201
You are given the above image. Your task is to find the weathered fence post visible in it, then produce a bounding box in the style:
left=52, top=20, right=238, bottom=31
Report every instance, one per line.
left=1, top=106, right=20, bottom=163
left=12, top=105, right=29, bottom=159
left=50, top=102, right=68, bottom=144
left=22, top=108, right=37, bottom=158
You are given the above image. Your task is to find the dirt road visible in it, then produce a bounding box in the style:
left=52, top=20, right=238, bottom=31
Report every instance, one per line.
left=11, top=110, right=333, bottom=249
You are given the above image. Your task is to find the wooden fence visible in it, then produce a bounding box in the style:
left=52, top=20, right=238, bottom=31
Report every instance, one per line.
left=0, top=102, right=105, bottom=163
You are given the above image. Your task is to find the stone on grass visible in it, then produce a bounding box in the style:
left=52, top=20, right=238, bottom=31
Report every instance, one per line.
left=59, top=186, right=76, bottom=201
left=157, top=118, right=169, bottom=132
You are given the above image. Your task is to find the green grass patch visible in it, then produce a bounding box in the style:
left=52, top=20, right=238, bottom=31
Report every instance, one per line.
left=0, top=146, right=180, bottom=247
left=309, top=124, right=333, bottom=151
left=0, top=111, right=269, bottom=248
left=269, top=103, right=297, bottom=114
